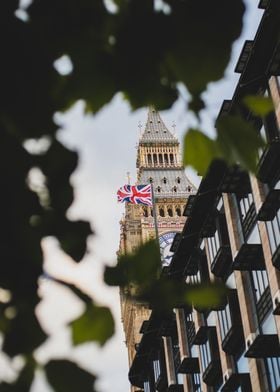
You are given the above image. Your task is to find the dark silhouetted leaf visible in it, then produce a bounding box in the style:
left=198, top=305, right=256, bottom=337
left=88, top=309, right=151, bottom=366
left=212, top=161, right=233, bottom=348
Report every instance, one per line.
left=2, top=309, right=47, bottom=357
left=216, top=115, right=264, bottom=172
left=45, top=360, right=96, bottom=392
left=71, top=304, right=114, bottom=346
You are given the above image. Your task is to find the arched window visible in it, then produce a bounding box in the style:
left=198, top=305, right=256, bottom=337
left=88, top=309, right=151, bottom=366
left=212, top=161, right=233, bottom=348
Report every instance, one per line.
left=164, top=154, right=168, bottom=164
left=173, top=186, right=177, bottom=193
left=159, top=208, right=164, bottom=217
left=163, top=177, right=167, bottom=184
left=149, top=177, right=153, bottom=183
left=176, top=208, right=181, bottom=216
left=168, top=208, right=173, bottom=217
left=177, top=177, right=181, bottom=184
left=159, top=154, right=163, bottom=164
left=143, top=207, right=148, bottom=217
left=157, top=186, right=161, bottom=193
left=151, top=208, right=154, bottom=217
left=187, top=185, right=192, bottom=192
left=170, top=154, right=174, bottom=164
left=147, top=154, right=152, bottom=165
left=153, top=154, right=157, bottom=165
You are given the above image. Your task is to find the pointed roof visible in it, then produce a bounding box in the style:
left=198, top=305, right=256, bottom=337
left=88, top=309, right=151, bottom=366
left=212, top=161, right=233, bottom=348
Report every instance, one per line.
left=140, top=107, right=178, bottom=144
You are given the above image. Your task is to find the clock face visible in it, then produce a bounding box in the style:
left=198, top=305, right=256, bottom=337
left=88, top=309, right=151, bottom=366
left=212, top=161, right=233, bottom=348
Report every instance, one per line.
left=159, top=232, right=177, bottom=267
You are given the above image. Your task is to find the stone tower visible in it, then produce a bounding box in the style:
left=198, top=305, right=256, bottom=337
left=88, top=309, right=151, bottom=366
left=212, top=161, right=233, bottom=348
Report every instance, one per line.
left=119, top=108, right=195, bottom=390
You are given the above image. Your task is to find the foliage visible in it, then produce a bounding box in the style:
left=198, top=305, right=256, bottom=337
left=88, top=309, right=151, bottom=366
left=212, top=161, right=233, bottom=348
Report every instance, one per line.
left=105, top=240, right=228, bottom=311
left=0, top=0, right=268, bottom=390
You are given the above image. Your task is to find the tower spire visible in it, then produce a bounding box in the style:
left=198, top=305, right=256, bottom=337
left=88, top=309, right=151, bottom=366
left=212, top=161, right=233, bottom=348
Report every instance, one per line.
left=139, top=107, right=178, bottom=143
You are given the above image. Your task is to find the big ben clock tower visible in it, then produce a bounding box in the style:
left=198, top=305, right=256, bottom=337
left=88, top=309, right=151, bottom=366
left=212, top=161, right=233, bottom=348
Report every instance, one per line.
left=119, top=108, right=195, bottom=390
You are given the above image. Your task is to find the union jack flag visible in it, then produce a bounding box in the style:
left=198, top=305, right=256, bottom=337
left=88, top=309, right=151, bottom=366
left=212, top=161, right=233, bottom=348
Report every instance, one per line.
left=117, top=184, right=153, bottom=206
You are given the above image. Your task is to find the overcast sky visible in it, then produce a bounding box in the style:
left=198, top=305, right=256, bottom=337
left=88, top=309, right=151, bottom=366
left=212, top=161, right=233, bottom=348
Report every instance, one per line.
left=11, top=1, right=264, bottom=391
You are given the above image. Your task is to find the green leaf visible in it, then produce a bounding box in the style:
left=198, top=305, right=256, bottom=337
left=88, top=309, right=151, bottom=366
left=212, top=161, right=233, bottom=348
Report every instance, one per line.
left=184, top=283, right=228, bottom=309
left=71, top=304, right=114, bottom=346
left=104, top=240, right=161, bottom=287
left=243, top=95, right=274, bottom=117
left=183, top=129, right=219, bottom=175
left=45, top=360, right=96, bottom=392
left=216, top=115, right=264, bottom=172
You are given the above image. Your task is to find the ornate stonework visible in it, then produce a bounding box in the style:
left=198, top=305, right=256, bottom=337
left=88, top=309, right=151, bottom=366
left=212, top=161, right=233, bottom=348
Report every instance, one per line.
left=119, top=108, right=195, bottom=391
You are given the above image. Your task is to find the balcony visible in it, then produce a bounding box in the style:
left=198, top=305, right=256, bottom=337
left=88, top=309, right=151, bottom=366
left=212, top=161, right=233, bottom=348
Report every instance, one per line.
left=192, top=326, right=214, bottom=345
left=202, top=359, right=222, bottom=387
left=167, top=385, right=184, bottom=392
left=155, top=373, right=168, bottom=392
left=272, top=244, right=280, bottom=270
left=222, top=373, right=252, bottom=392
left=219, top=166, right=251, bottom=195
left=211, top=245, right=232, bottom=278
left=232, top=243, right=265, bottom=271
left=245, top=334, right=280, bottom=358
left=257, top=189, right=280, bottom=221
left=178, top=357, right=200, bottom=374
left=257, top=139, right=280, bottom=184
left=234, top=40, right=254, bottom=73
left=183, top=195, right=196, bottom=217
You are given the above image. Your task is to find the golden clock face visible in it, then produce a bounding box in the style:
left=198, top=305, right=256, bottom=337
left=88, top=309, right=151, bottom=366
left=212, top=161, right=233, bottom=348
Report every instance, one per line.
left=159, top=232, right=177, bottom=267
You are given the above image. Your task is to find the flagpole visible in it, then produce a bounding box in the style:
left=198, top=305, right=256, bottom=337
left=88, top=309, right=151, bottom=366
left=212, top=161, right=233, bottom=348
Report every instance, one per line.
left=151, top=184, right=159, bottom=244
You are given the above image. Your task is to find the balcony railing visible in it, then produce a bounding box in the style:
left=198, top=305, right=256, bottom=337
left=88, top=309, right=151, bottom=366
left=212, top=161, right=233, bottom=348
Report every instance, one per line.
left=233, top=243, right=265, bottom=271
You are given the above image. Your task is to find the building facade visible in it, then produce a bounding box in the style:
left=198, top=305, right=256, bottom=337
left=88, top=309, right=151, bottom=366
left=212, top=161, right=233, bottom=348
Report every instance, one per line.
left=128, top=1, right=280, bottom=391
left=119, top=108, right=195, bottom=387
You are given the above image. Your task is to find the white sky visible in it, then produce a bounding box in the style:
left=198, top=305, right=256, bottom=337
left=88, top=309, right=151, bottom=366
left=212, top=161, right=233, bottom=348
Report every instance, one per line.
left=7, top=1, right=263, bottom=391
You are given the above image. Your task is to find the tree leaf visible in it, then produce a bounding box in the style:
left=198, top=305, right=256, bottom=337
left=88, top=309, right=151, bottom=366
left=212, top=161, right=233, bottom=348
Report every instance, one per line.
left=70, top=304, right=114, bottom=346
left=45, top=360, right=96, bottom=392
left=104, top=240, right=161, bottom=287
left=243, top=95, right=274, bottom=117
left=216, top=115, right=264, bottom=172
left=183, top=129, right=219, bottom=175
left=2, top=309, right=47, bottom=357
left=184, top=283, right=228, bottom=309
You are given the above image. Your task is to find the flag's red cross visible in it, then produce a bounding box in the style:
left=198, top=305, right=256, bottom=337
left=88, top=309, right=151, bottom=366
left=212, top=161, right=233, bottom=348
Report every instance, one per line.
left=117, top=184, right=152, bottom=206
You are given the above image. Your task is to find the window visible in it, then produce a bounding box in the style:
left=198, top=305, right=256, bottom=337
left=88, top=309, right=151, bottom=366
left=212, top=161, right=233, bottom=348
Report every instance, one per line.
left=149, top=177, right=153, bottom=183
left=266, top=209, right=280, bottom=255
left=207, top=230, right=221, bottom=264
left=191, top=373, right=202, bottom=392
left=153, top=154, right=158, bottom=165
left=147, top=154, right=152, bottom=165
left=236, top=193, right=256, bottom=240
left=251, top=270, right=269, bottom=302
left=173, top=186, right=177, bottom=193
left=200, top=339, right=211, bottom=373
left=159, top=154, right=163, bottom=164
left=157, top=186, right=161, bottom=193
left=153, top=359, right=161, bottom=383
left=217, top=303, right=231, bottom=341
left=159, top=208, right=164, bottom=217
left=168, top=208, right=173, bottom=217
left=170, top=153, right=174, bottom=164
left=164, top=154, right=168, bottom=164
left=144, top=381, right=150, bottom=392
left=163, top=177, right=167, bottom=184
left=176, top=207, right=181, bottom=217
left=266, top=357, right=280, bottom=391
left=177, top=177, right=181, bottom=184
